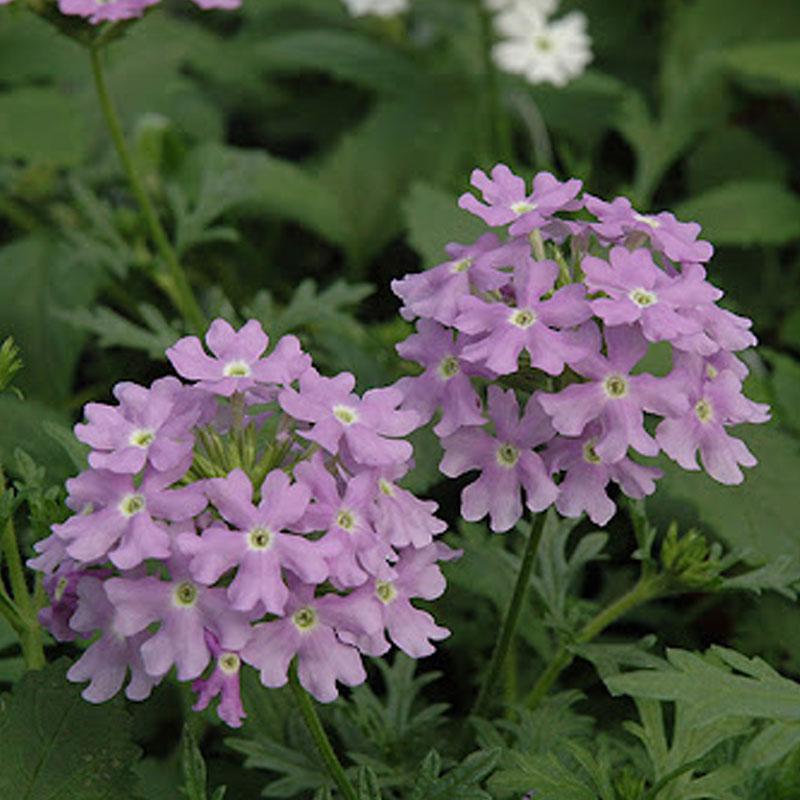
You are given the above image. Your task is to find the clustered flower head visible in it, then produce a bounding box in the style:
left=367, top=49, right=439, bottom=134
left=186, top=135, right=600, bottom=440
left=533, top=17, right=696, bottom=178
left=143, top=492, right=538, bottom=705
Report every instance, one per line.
left=489, top=0, right=592, bottom=87
left=392, top=163, right=769, bottom=531
left=0, top=0, right=241, bottom=24
left=340, top=0, right=408, bottom=17
left=29, top=319, right=456, bottom=727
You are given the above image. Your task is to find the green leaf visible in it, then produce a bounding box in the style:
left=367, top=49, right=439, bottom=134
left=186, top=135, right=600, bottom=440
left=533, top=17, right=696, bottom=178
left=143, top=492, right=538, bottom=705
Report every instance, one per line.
left=489, top=745, right=607, bottom=800
left=0, top=395, right=77, bottom=482
left=763, top=350, right=800, bottom=435
left=0, top=87, right=87, bottom=166
left=181, top=725, right=208, bottom=800
left=251, top=29, right=422, bottom=95
left=606, top=646, right=800, bottom=728
left=675, top=181, right=800, bottom=246
left=648, top=424, right=800, bottom=563
left=59, top=304, right=181, bottom=361
left=532, top=511, right=607, bottom=630
left=185, top=144, right=347, bottom=248
left=687, top=126, right=788, bottom=194
left=723, top=40, right=800, bottom=90
left=0, top=236, right=105, bottom=404
left=403, top=182, right=486, bottom=267
left=0, top=337, right=23, bottom=394
left=0, top=659, right=140, bottom=798
left=355, top=766, right=382, bottom=800
left=408, top=749, right=500, bottom=800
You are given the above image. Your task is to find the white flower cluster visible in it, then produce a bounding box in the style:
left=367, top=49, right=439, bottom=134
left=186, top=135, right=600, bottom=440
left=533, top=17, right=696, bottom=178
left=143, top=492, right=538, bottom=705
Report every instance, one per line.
left=341, top=0, right=408, bottom=17
left=489, top=0, right=592, bottom=87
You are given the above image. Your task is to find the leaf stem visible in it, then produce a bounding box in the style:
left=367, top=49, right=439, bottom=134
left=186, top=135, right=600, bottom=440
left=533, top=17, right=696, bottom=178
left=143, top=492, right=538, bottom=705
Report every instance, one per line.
left=88, top=46, right=206, bottom=334
left=471, top=513, right=546, bottom=718
left=288, top=664, right=357, bottom=800
left=524, top=573, right=667, bottom=710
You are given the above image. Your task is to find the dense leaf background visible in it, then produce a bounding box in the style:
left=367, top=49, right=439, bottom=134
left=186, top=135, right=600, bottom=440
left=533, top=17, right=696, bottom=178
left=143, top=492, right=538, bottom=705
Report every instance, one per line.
left=1, top=0, right=800, bottom=797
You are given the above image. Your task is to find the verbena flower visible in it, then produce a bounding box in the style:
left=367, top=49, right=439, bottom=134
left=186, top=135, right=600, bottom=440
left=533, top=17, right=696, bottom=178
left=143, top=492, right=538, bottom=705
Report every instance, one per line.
left=31, top=319, right=454, bottom=723
left=392, top=162, right=769, bottom=532
left=56, top=0, right=239, bottom=24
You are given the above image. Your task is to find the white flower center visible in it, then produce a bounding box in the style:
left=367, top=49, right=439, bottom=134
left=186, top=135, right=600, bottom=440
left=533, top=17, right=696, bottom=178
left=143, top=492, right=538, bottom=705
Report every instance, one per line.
left=375, top=580, right=397, bottom=605
left=223, top=360, right=251, bottom=378
left=629, top=288, right=657, bottom=308
left=248, top=526, right=273, bottom=550
left=219, top=652, right=241, bottom=674
left=119, top=493, right=146, bottom=517
left=695, top=398, right=714, bottom=423
left=54, top=577, right=70, bottom=602
left=333, top=404, right=358, bottom=425
left=129, top=428, right=155, bottom=448
left=633, top=213, right=660, bottom=229
left=706, top=365, right=718, bottom=379
left=510, top=200, right=537, bottom=214
left=602, top=374, right=629, bottom=399
left=496, top=442, right=520, bottom=468
left=437, top=355, right=460, bottom=380
left=582, top=439, right=602, bottom=465
left=451, top=257, right=472, bottom=274
left=509, top=308, right=537, bottom=329
left=173, top=581, right=198, bottom=608
left=336, top=509, right=356, bottom=531
left=379, top=479, right=395, bottom=497
left=292, top=607, right=318, bottom=632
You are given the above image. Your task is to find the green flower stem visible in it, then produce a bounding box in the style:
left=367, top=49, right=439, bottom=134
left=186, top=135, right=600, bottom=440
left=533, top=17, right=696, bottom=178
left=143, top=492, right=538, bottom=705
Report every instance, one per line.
left=289, top=664, right=357, bottom=800
left=88, top=46, right=206, bottom=334
left=524, top=572, right=668, bottom=710
left=471, top=513, right=546, bottom=718
left=1, top=518, right=45, bottom=670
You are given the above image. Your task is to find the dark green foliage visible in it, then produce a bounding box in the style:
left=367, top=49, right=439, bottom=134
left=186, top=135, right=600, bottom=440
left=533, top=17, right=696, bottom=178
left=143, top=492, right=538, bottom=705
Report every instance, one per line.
left=0, top=660, right=141, bottom=799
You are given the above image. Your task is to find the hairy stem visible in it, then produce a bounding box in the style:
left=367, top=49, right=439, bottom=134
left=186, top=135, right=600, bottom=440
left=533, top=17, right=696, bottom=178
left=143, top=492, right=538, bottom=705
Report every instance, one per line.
left=89, top=46, right=206, bottom=333
left=471, top=513, right=546, bottom=717
left=525, top=573, right=668, bottom=710
left=289, top=665, right=357, bottom=800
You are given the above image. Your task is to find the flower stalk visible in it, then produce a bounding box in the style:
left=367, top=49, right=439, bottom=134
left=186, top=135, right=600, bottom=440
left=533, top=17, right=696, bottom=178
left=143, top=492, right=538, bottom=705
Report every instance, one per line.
left=289, top=663, right=357, bottom=800
left=88, top=46, right=206, bottom=334
left=471, top=512, right=546, bottom=717
left=524, top=571, right=668, bottom=710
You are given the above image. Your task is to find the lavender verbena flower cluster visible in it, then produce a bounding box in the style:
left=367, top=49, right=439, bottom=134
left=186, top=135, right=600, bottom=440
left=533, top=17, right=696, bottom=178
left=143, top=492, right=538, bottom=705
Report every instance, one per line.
left=0, top=0, right=240, bottom=23
left=392, top=164, right=770, bottom=531
left=29, top=320, right=456, bottom=727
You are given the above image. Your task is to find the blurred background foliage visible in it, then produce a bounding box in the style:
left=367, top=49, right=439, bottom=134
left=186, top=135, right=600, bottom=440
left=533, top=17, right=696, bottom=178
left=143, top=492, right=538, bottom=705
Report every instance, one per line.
left=2, top=0, right=800, bottom=796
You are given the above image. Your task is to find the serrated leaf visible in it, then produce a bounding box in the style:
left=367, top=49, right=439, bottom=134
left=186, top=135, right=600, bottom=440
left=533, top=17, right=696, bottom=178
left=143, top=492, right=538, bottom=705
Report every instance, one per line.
left=606, top=646, right=800, bottom=728
left=408, top=749, right=499, bottom=800
left=489, top=746, right=602, bottom=800
left=355, top=765, right=382, bottom=800
left=0, top=659, right=140, bottom=798
left=675, top=180, right=800, bottom=246
left=402, top=181, right=486, bottom=268
left=59, top=304, right=180, bottom=361
left=649, top=424, right=800, bottom=564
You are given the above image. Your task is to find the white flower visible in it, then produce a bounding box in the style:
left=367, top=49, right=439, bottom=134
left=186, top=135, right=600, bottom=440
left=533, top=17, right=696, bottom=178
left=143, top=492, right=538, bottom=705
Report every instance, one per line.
left=492, top=7, right=592, bottom=88
left=484, top=0, right=557, bottom=14
left=341, top=0, right=409, bottom=17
